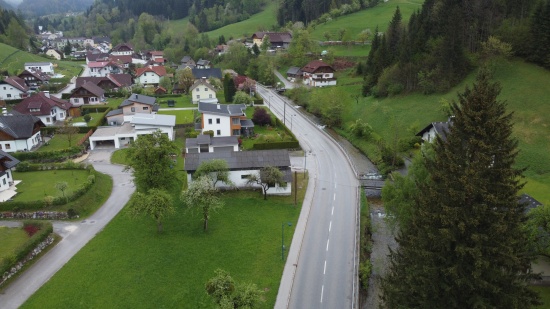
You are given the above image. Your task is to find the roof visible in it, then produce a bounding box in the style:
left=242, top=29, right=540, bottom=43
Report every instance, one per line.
left=88, top=61, right=111, bottom=68
left=520, top=194, right=543, bottom=212
left=287, top=67, right=302, bottom=75
left=186, top=135, right=239, bottom=148
left=198, top=102, right=246, bottom=116
left=135, top=65, right=167, bottom=78
left=25, top=62, right=52, bottom=67
left=184, top=149, right=291, bottom=171
left=301, top=60, right=334, bottom=73
left=240, top=119, right=255, bottom=128
left=86, top=51, right=109, bottom=62
left=14, top=92, right=73, bottom=116
left=108, top=74, right=133, bottom=87
left=120, top=93, right=157, bottom=107
left=18, top=69, right=50, bottom=82
left=131, top=113, right=176, bottom=127
left=93, top=36, right=111, bottom=44
left=196, top=59, right=211, bottom=66
left=252, top=32, right=292, bottom=44
left=0, top=150, right=20, bottom=170
left=192, top=68, right=222, bottom=80
left=181, top=56, right=194, bottom=63
left=416, top=120, right=453, bottom=142
left=109, top=55, right=132, bottom=64
left=78, top=81, right=105, bottom=97
left=105, top=109, right=123, bottom=117
left=112, top=42, right=134, bottom=51
left=2, top=76, right=29, bottom=92
left=190, top=79, right=217, bottom=92
left=0, top=115, right=44, bottom=139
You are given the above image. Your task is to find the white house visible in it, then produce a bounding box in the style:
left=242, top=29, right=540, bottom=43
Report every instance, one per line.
left=88, top=61, right=123, bottom=77
left=185, top=134, right=239, bottom=153
left=416, top=119, right=453, bottom=143
left=111, top=42, right=134, bottom=56
left=13, top=92, right=74, bottom=126
left=135, top=65, right=166, bottom=86
left=88, top=113, right=176, bottom=150
left=184, top=149, right=292, bottom=195
left=198, top=102, right=254, bottom=137
left=301, top=60, right=337, bottom=87
left=45, top=49, right=63, bottom=60
left=0, top=115, right=45, bottom=152
left=24, top=62, right=54, bottom=75
left=0, top=77, right=29, bottom=100
left=190, top=79, right=217, bottom=104
left=0, top=150, right=20, bottom=200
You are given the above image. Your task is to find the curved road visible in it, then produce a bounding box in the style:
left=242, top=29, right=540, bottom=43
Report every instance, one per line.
left=0, top=149, right=134, bottom=309
left=257, top=85, right=360, bottom=309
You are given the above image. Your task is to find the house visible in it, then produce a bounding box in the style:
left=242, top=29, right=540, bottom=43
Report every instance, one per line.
left=105, top=93, right=159, bottom=125
left=108, top=55, right=133, bottom=69
left=196, top=59, right=211, bottom=69
left=18, top=69, right=50, bottom=86
left=180, top=56, right=196, bottom=68
left=69, top=81, right=105, bottom=105
left=286, top=67, right=302, bottom=82
left=192, top=68, right=222, bottom=80
left=198, top=102, right=254, bottom=137
left=301, top=60, right=336, bottom=87
left=416, top=119, right=453, bottom=143
left=185, top=134, right=239, bottom=153
left=92, top=36, right=112, bottom=50
left=184, top=149, right=292, bottom=194
left=135, top=65, right=167, bottom=86
left=190, top=79, right=218, bottom=104
left=75, top=74, right=132, bottom=91
left=88, top=61, right=123, bottom=77
left=45, top=49, right=64, bottom=60
left=24, top=62, right=54, bottom=75
left=13, top=92, right=75, bottom=126
left=0, top=115, right=45, bottom=152
left=86, top=51, right=109, bottom=64
left=71, top=51, right=87, bottom=60
left=145, top=51, right=165, bottom=65
left=519, top=193, right=543, bottom=213
left=214, top=44, right=229, bottom=56
left=111, top=42, right=134, bottom=56
left=0, top=77, right=29, bottom=100
left=89, top=113, right=176, bottom=150
left=0, top=150, right=20, bottom=199
left=251, top=32, right=292, bottom=49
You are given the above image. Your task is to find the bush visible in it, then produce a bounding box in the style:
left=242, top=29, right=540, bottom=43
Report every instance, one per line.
left=83, top=114, right=91, bottom=123
left=252, top=107, right=272, bottom=126
left=359, top=260, right=372, bottom=290
left=252, top=141, right=300, bottom=150
left=12, top=147, right=84, bottom=163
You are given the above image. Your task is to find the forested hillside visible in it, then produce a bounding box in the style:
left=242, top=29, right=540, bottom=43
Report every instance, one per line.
left=0, top=0, right=14, bottom=10
left=0, top=8, right=29, bottom=50
left=17, top=0, right=93, bottom=16
left=277, top=0, right=380, bottom=25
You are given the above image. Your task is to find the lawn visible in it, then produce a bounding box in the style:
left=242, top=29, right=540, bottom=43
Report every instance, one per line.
left=22, top=173, right=308, bottom=309
left=156, top=94, right=195, bottom=108
left=12, top=170, right=93, bottom=201
left=0, top=227, right=28, bottom=261
left=321, top=44, right=372, bottom=58
left=533, top=286, right=550, bottom=309
left=71, top=113, right=105, bottom=127
left=310, top=0, right=425, bottom=41
left=158, top=110, right=195, bottom=124
left=36, top=134, right=86, bottom=152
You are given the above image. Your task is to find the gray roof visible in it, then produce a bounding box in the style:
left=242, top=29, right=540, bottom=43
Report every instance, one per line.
left=0, top=150, right=19, bottom=169
left=120, top=93, right=157, bottom=107
left=106, top=109, right=123, bottom=117
left=186, top=135, right=238, bottom=148
left=240, top=119, right=254, bottom=128
left=131, top=113, right=176, bottom=127
left=520, top=193, right=543, bottom=212
left=181, top=56, right=194, bottom=63
left=416, top=120, right=453, bottom=141
left=185, top=149, right=291, bottom=171
left=0, top=115, right=43, bottom=139
left=287, top=67, right=302, bottom=75
left=192, top=68, right=222, bottom=80
left=198, top=102, right=246, bottom=116
left=25, top=62, right=52, bottom=66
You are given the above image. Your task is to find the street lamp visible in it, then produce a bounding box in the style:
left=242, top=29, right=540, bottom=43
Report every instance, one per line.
left=269, top=94, right=272, bottom=110
left=291, top=114, right=296, bottom=131
left=282, top=222, right=292, bottom=261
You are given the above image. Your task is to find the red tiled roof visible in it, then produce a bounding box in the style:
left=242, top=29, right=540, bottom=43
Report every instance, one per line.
left=3, top=76, right=29, bottom=92
left=13, top=92, right=73, bottom=116
left=135, top=65, right=167, bottom=77
left=301, top=60, right=334, bottom=73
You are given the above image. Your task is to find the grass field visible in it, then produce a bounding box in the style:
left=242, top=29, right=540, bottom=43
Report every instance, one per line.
left=22, top=173, right=307, bottom=309
left=0, top=227, right=28, bottom=261
left=37, top=134, right=86, bottom=152
left=205, top=2, right=278, bottom=40
left=158, top=110, right=195, bottom=124
left=71, top=113, right=105, bottom=127
left=310, top=0, right=425, bottom=41
left=12, top=170, right=92, bottom=201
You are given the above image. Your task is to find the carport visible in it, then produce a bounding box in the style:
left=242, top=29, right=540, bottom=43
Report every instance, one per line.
left=89, top=123, right=136, bottom=150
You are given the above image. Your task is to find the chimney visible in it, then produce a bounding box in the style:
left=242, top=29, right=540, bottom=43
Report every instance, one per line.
left=135, top=94, right=138, bottom=99
left=216, top=104, right=220, bottom=110
left=44, top=91, right=50, bottom=98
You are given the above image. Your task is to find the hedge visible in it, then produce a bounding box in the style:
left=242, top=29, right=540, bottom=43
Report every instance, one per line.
left=105, top=91, right=126, bottom=98
left=0, top=221, right=53, bottom=278
left=81, top=106, right=112, bottom=113
left=154, top=94, right=183, bottom=98
left=12, top=146, right=83, bottom=162
left=15, top=160, right=89, bottom=172
left=252, top=141, right=300, bottom=150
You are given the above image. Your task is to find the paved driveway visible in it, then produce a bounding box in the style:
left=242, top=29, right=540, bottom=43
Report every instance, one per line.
left=0, top=149, right=135, bottom=309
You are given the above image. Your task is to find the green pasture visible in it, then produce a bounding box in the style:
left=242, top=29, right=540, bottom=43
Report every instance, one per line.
left=205, top=2, right=278, bottom=40
left=12, top=170, right=92, bottom=201
left=0, top=227, right=28, bottom=261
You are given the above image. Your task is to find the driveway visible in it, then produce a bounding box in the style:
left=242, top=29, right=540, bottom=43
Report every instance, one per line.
left=275, top=70, right=297, bottom=89
left=0, top=149, right=135, bottom=309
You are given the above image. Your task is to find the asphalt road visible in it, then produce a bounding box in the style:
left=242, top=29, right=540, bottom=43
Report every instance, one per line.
left=0, top=149, right=134, bottom=309
left=257, top=86, right=360, bottom=309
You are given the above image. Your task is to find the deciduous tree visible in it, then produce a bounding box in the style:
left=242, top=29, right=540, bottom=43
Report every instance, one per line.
left=127, top=189, right=174, bottom=233
left=56, top=119, right=79, bottom=147
left=247, top=166, right=286, bottom=200
left=175, top=68, right=195, bottom=94
left=205, top=269, right=263, bottom=308
left=181, top=175, right=224, bottom=231
left=193, top=159, right=233, bottom=187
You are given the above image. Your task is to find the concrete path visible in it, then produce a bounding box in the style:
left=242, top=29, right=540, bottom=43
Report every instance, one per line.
left=275, top=70, right=297, bottom=89
left=0, top=149, right=135, bottom=309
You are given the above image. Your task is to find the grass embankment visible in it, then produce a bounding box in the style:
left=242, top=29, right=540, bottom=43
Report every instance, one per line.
left=22, top=173, right=308, bottom=308
left=0, top=227, right=28, bottom=260
left=36, top=134, right=86, bottom=152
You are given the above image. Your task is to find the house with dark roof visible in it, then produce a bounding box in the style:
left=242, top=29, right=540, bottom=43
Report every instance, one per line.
left=111, top=42, right=134, bottom=56
left=251, top=32, right=292, bottom=49
left=18, top=69, right=50, bottom=86
left=520, top=193, right=543, bottom=213
left=135, top=65, right=167, bottom=86
left=185, top=149, right=292, bottom=194
left=108, top=55, right=133, bottom=69
left=69, top=81, right=105, bottom=105
left=198, top=102, right=254, bottom=137
left=0, top=77, right=29, bottom=100
left=301, top=60, right=336, bottom=87
left=13, top=92, right=75, bottom=126
left=86, top=51, right=109, bottom=64
left=0, top=115, right=45, bottom=152
left=192, top=68, right=222, bottom=80
left=105, top=93, right=159, bottom=125
left=75, top=74, right=132, bottom=91
left=185, top=134, right=239, bottom=153
left=416, top=118, right=454, bottom=143
left=286, top=67, right=302, bottom=82
left=196, top=59, right=211, bottom=69
left=0, top=150, right=20, bottom=198
left=190, top=79, right=218, bottom=104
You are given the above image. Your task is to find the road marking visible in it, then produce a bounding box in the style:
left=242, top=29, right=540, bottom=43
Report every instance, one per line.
left=334, top=182, right=337, bottom=188
left=326, top=239, right=330, bottom=251
left=332, top=206, right=334, bottom=215
left=329, top=221, right=332, bottom=232
left=321, top=285, right=324, bottom=303
left=333, top=193, right=336, bottom=201
left=324, top=260, right=327, bottom=274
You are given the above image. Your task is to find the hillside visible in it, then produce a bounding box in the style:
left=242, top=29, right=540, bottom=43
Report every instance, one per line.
left=16, top=0, right=93, bottom=16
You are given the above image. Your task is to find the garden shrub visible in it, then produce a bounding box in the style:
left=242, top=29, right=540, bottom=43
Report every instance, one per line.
left=12, top=146, right=83, bottom=162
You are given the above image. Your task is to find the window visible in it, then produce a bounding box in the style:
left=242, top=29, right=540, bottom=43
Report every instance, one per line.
left=5, top=144, right=10, bottom=150
left=196, top=95, right=200, bottom=99
left=241, top=174, right=251, bottom=179
left=2, top=179, right=5, bottom=185
left=209, top=94, right=212, bottom=98
left=216, top=118, right=220, bottom=124
left=60, top=113, right=64, bottom=118
left=143, top=107, right=149, bottom=110
left=204, top=88, right=208, bottom=91
left=131, top=107, right=135, bottom=112
left=46, top=117, right=51, bottom=123
left=232, top=129, right=240, bottom=135
left=2, top=87, right=5, bottom=90
left=74, top=98, right=80, bottom=103
left=232, top=118, right=240, bottom=125
left=216, top=130, right=221, bottom=136
left=0, top=144, right=2, bottom=149
left=208, top=119, right=212, bottom=124
left=7, top=94, right=11, bottom=98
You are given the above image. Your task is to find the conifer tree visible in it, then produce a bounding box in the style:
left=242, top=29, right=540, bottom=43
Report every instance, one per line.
left=381, top=70, right=540, bottom=308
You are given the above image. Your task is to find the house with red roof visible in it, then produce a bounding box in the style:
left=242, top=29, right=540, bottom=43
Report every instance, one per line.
left=108, top=55, right=133, bottom=69
left=69, top=81, right=105, bottom=105
left=88, top=61, right=123, bottom=77
left=111, top=42, right=134, bottom=56
left=135, top=65, right=167, bottom=86
left=0, top=77, right=29, bottom=100
left=76, top=74, right=133, bottom=91
left=301, top=60, right=337, bottom=87
left=13, top=92, right=76, bottom=126
left=18, top=69, right=50, bottom=86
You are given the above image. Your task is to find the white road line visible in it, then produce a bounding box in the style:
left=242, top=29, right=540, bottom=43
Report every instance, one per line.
left=334, top=182, right=337, bottom=188
left=333, top=193, right=336, bottom=201
left=332, top=206, right=334, bottom=215
left=324, top=260, right=327, bottom=274
left=326, top=239, right=330, bottom=251
left=321, top=285, right=324, bottom=303
left=329, top=221, right=332, bottom=232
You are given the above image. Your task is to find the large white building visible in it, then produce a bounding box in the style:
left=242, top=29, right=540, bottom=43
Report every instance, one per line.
left=198, top=102, right=254, bottom=137
left=24, top=62, right=54, bottom=75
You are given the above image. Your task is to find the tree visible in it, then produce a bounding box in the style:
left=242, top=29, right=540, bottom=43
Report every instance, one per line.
left=252, top=107, right=272, bottom=126
left=181, top=175, right=224, bottom=231
left=193, top=159, right=233, bottom=187
left=526, top=205, right=550, bottom=258
left=175, top=68, right=195, bottom=94
left=232, top=91, right=253, bottom=105
left=56, top=120, right=79, bottom=147
left=381, top=70, right=540, bottom=308
left=126, top=130, right=179, bottom=192
left=55, top=181, right=68, bottom=202
left=63, top=40, right=72, bottom=56
left=205, top=269, right=263, bottom=308
left=260, top=35, right=270, bottom=53
left=127, top=189, right=174, bottom=233
left=247, top=166, right=286, bottom=200
left=5, top=17, right=29, bottom=50
left=159, top=76, right=172, bottom=93
left=223, top=74, right=236, bottom=102
left=205, top=269, right=235, bottom=305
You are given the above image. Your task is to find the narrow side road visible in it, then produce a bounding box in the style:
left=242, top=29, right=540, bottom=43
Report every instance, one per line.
left=0, top=149, right=134, bottom=309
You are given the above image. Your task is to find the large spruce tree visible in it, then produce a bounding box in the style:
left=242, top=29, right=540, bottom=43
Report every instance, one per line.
left=381, top=70, right=540, bottom=308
